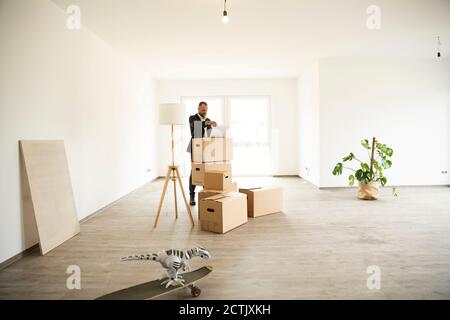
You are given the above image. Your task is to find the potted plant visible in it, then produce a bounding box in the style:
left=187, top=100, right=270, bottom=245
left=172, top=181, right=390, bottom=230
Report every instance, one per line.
left=332, top=137, right=396, bottom=200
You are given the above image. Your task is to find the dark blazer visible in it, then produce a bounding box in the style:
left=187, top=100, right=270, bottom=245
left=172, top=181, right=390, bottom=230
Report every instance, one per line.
left=187, top=114, right=212, bottom=153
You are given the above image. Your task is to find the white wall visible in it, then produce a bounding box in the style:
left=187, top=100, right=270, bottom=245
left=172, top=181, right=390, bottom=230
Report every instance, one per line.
left=318, top=57, right=449, bottom=187
left=0, top=0, right=158, bottom=264
left=297, top=63, right=321, bottom=186
left=156, top=79, right=298, bottom=176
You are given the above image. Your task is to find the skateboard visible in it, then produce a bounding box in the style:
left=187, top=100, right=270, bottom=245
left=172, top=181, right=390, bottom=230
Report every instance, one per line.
left=96, top=266, right=213, bottom=300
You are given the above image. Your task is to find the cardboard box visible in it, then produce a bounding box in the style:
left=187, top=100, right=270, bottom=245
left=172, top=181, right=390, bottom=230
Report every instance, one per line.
left=199, top=192, right=247, bottom=234
left=197, top=182, right=238, bottom=218
left=221, top=138, right=233, bottom=161
left=198, top=182, right=238, bottom=202
left=239, top=186, right=283, bottom=217
left=192, top=137, right=233, bottom=162
left=191, top=162, right=231, bottom=186
left=204, top=170, right=233, bottom=191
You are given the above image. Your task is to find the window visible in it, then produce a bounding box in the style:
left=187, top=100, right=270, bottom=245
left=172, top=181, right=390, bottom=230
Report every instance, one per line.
left=181, top=96, right=271, bottom=176
left=228, top=97, right=271, bottom=175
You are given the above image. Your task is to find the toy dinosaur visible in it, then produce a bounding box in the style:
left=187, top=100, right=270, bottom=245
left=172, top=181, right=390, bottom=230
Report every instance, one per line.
left=121, top=245, right=211, bottom=288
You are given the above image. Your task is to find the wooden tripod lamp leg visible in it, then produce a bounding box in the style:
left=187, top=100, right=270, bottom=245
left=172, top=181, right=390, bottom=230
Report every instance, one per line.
left=174, top=167, right=195, bottom=227
left=173, top=171, right=178, bottom=219
left=153, top=166, right=172, bottom=228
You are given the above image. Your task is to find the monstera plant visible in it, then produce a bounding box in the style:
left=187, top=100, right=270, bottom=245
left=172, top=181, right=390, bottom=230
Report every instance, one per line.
left=332, top=137, right=397, bottom=200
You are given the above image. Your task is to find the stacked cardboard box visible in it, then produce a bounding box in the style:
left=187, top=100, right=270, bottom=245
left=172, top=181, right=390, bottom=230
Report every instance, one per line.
left=198, top=171, right=247, bottom=234
left=193, top=137, right=247, bottom=233
left=191, top=137, right=233, bottom=186
left=191, top=162, right=232, bottom=186
left=193, top=137, right=284, bottom=233
left=192, top=137, right=233, bottom=163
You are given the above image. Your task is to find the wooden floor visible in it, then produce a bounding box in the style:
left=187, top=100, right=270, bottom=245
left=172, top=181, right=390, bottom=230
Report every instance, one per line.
left=0, top=177, right=449, bottom=299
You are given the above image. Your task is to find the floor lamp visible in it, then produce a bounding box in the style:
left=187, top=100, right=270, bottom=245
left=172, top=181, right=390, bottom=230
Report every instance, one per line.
left=153, top=103, right=194, bottom=228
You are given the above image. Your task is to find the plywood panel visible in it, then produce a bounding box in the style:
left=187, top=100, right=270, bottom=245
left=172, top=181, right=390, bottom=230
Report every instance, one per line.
left=19, top=140, right=80, bottom=255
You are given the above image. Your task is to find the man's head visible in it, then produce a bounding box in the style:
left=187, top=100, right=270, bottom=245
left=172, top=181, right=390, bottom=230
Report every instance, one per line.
left=198, top=101, right=208, bottom=118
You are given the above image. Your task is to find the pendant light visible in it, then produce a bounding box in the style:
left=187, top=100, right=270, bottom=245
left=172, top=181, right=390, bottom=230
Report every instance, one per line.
left=436, top=36, right=442, bottom=60
left=222, top=0, right=229, bottom=24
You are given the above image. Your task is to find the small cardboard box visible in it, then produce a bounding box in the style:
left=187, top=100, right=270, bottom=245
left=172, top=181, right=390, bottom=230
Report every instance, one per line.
left=199, top=192, right=247, bottom=234
left=204, top=170, right=232, bottom=191
left=192, top=137, right=233, bottom=162
left=239, top=186, right=283, bottom=217
left=197, top=182, right=237, bottom=219
left=191, top=162, right=232, bottom=186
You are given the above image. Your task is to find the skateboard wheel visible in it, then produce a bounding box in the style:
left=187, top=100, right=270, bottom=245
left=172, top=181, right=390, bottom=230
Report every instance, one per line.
left=191, top=286, right=201, bottom=297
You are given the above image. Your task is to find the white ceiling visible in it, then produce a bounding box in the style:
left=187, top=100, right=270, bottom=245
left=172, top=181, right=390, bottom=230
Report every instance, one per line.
left=52, top=0, right=450, bottom=79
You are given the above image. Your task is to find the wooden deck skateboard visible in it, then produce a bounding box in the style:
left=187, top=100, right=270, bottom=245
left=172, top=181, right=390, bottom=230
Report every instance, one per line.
left=96, top=266, right=213, bottom=300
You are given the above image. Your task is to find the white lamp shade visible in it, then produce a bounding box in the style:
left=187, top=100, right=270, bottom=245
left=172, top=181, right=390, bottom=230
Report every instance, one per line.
left=159, top=103, right=185, bottom=125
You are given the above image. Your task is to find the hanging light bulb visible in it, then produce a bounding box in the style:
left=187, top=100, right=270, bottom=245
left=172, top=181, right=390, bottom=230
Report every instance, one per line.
left=222, top=0, right=229, bottom=24
left=222, top=11, right=229, bottom=23
left=436, top=36, right=442, bottom=60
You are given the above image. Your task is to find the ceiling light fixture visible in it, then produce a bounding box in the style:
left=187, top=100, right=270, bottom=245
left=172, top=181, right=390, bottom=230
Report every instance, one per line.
left=222, top=0, right=229, bottom=24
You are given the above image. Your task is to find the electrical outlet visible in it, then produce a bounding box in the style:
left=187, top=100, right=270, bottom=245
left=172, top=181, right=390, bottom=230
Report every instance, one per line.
left=146, top=168, right=152, bottom=173
left=441, top=170, right=448, bottom=174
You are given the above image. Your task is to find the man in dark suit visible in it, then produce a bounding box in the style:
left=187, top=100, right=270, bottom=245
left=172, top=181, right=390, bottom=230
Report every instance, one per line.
left=187, top=101, right=217, bottom=205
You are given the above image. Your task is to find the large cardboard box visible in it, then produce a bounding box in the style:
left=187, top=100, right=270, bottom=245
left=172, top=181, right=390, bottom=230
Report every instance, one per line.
left=191, top=162, right=231, bottom=186
left=199, top=192, right=247, bottom=234
left=192, top=137, right=233, bottom=162
left=197, top=182, right=237, bottom=218
left=238, top=186, right=283, bottom=217
left=204, top=170, right=233, bottom=191
left=221, top=138, right=233, bottom=161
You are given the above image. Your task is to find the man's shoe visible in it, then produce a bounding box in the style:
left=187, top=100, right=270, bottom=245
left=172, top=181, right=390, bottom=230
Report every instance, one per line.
left=189, top=195, right=196, bottom=206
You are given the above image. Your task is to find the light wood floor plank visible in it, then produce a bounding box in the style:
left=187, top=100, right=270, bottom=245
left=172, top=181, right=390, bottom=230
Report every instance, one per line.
left=0, top=177, right=449, bottom=299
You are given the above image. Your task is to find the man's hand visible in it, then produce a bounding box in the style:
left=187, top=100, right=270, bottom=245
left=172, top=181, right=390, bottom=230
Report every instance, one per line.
left=205, top=120, right=217, bottom=127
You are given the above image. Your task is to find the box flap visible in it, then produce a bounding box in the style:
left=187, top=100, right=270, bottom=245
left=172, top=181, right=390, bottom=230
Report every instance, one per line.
left=239, top=187, right=262, bottom=191
left=203, top=191, right=242, bottom=202
left=240, top=186, right=281, bottom=192
left=253, top=186, right=281, bottom=193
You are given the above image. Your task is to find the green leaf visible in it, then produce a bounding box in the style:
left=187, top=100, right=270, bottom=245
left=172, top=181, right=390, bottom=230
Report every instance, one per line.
left=376, top=167, right=383, bottom=178
left=362, top=170, right=373, bottom=183
left=360, top=162, right=370, bottom=171
left=382, top=159, right=392, bottom=169
left=332, top=163, right=343, bottom=175
left=342, top=152, right=355, bottom=162
left=348, top=175, right=355, bottom=186
left=373, top=161, right=381, bottom=171
left=376, top=143, right=388, bottom=154
left=386, top=147, right=393, bottom=157
left=379, top=176, right=387, bottom=186
left=361, top=139, right=370, bottom=149
left=355, top=169, right=364, bottom=181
